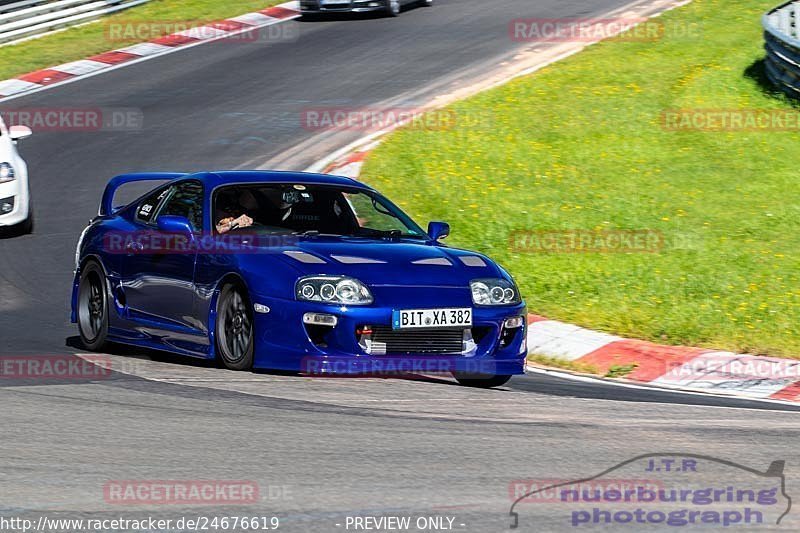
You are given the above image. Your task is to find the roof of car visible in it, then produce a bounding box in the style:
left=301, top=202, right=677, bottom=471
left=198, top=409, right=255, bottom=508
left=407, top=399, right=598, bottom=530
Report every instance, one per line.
left=191, top=171, right=369, bottom=190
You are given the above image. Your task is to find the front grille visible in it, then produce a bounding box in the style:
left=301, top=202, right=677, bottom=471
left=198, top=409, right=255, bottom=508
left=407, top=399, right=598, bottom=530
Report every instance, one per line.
left=319, top=2, right=352, bottom=8
left=369, top=326, right=465, bottom=355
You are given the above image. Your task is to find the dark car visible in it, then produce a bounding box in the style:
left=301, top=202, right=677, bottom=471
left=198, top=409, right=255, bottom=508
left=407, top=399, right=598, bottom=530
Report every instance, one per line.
left=300, top=0, right=432, bottom=17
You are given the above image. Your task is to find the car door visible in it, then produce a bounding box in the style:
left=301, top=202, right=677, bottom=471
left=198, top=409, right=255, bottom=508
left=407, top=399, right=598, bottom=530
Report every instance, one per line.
left=122, top=180, right=204, bottom=339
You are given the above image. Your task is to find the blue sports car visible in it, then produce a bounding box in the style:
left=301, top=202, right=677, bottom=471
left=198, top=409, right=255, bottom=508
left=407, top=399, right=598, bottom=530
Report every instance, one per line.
left=72, top=171, right=527, bottom=387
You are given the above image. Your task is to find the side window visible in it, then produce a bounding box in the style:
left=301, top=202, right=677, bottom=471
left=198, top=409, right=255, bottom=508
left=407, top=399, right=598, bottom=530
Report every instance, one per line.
left=158, top=181, right=204, bottom=231
left=136, top=186, right=170, bottom=224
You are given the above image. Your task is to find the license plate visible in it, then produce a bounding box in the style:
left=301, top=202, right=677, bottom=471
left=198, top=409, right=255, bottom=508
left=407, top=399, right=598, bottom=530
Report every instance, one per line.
left=392, top=308, right=472, bottom=330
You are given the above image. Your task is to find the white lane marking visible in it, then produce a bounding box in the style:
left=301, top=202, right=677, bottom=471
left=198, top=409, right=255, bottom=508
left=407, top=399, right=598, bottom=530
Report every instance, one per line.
left=175, top=26, right=232, bottom=40
left=229, top=12, right=277, bottom=26
left=331, top=161, right=363, bottom=178
left=527, top=320, right=620, bottom=361
left=49, top=59, right=110, bottom=76
left=650, top=351, right=800, bottom=398
left=0, top=79, right=43, bottom=95
left=525, top=365, right=800, bottom=410
left=116, top=42, right=173, bottom=56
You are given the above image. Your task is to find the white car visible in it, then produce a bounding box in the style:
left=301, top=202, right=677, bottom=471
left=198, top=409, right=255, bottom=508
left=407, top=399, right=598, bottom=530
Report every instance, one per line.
left=0, top=116, right=32, bottom=233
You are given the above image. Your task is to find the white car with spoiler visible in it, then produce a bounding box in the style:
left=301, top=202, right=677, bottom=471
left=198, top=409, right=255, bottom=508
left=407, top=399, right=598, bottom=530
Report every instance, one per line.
left=0, top=115, right=33, bottom=234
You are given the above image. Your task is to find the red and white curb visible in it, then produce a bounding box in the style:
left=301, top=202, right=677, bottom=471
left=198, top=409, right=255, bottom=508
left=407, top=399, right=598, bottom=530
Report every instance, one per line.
left=316, top=101, right=800, bottom=406
left=320, top=139, right=383, bottom=177
left=525, top=315, right=800, bottom=403
left=0, top=2, right=300, bottom=100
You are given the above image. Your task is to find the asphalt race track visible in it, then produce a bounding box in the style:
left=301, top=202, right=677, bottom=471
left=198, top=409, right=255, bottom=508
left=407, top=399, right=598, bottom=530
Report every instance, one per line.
left=1, top=0, right=800, bottom=531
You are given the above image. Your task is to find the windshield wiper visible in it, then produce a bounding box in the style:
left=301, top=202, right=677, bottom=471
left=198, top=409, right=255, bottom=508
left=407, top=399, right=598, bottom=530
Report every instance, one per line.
left=373, top=229, right=426, bottom=240
left=293, top=230, right=346, bottom=238
left=293, top=230, right=423, bottom=240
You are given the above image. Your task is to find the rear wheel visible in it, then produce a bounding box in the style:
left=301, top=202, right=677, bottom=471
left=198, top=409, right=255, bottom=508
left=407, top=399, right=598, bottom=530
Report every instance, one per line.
left=385, top=0, right=400, bottom=16
left=77, top=261, right=109, bottom=351
left=216, top=283, right=254, bottom=370
left=453, top=373, right=512, bottom=388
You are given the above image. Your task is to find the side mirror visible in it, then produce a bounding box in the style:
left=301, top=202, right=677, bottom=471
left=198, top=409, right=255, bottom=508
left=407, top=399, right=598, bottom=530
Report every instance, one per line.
left=9, top=125, right=32, bottom=141
left=157, top=215, right=194, bottom=235
left=427, top=221, right=450, bottom=241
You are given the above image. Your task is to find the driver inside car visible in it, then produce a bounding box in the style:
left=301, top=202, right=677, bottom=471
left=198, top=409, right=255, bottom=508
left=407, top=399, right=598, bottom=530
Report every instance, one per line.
left=216, top=189, right=258, bottom=234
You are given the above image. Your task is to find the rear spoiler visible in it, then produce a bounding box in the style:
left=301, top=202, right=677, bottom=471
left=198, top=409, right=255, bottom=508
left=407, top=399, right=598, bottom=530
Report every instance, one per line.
left=100, top=172, right=187, bottom=216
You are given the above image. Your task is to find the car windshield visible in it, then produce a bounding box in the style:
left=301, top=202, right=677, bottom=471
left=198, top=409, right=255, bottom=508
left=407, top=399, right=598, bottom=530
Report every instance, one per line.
left=213, top=183, right=427, bottom=238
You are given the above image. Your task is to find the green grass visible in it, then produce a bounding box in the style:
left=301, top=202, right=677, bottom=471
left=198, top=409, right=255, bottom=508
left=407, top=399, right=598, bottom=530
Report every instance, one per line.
left=604, top=364, right=639, bottom=379
left=0, top=0, right=282, bottom=80
left=527, top=354, right=599, bottom=375
left=362, top=0, right=800, bottom=358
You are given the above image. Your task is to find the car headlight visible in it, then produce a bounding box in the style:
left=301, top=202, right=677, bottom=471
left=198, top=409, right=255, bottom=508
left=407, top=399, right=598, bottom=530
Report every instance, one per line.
left=296, top=276, right=374, bottom=305
left=0, top=163, right=15, bottom=184
left=470, top=278, right=521, bottom=306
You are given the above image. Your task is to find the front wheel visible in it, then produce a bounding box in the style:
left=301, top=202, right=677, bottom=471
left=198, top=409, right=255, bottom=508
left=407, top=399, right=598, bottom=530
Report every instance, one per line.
left=216, top=284, right=254, bottom=370
left=77, top=261, right=109, bottom=351
left=19, top=213, right=33, bottom=234
left=19, top=201, right=33, bottom=234
left=385, top=0, right=400, bottom=16
left=453, top=373, right=512, bottom=388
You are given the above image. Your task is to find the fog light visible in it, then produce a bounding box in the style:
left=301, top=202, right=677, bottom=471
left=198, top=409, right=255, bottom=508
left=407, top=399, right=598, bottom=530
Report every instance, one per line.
left=503, top=316, right=525, bottom=329
left=303, top=313, right=338, bottom=327
left=0, top=196, right=14, bottom=214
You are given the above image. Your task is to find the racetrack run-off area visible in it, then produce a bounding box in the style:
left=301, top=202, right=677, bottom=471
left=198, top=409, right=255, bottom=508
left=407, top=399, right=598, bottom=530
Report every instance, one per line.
left=2, top=1, right=800, bottom=532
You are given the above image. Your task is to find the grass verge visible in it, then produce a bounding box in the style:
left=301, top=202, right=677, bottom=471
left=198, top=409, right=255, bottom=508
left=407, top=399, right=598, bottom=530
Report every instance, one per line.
left=0, top=0, right=283, bottom=80
left=361, top=0, right=800, bottom=358
left=527, top=354, right=599, bottom=375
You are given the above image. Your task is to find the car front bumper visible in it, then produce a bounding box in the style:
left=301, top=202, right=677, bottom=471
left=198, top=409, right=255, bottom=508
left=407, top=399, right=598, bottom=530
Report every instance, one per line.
left=0, top=180, right=28, bottom=227
left=299, top=0, right=387, bottom=13
left=248, top=293, right=528, bottom=376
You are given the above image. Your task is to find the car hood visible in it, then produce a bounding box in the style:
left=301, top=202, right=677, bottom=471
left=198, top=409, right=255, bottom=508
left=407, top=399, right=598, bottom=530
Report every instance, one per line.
left=274, top=237, right=504, bottom=286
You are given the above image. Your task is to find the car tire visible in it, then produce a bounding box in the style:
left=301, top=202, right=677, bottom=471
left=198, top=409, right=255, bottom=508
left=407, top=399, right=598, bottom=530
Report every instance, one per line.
left=19, top=203, right=33, bottom=235
left=452, top=373, right=513, bottom=388
left=418, top=0, right=432, bottom=6
left=385, top=0, right=400, bottom=16
left=215, top=283, right=255, bottom=371
left=77, top=260, right=109, bottom=351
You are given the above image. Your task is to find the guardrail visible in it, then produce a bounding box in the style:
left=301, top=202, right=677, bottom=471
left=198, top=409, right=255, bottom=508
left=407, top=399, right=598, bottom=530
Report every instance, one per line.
left=763, top=1, right=800, bottom=97
left=0, top=0, right=151, bottom=46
